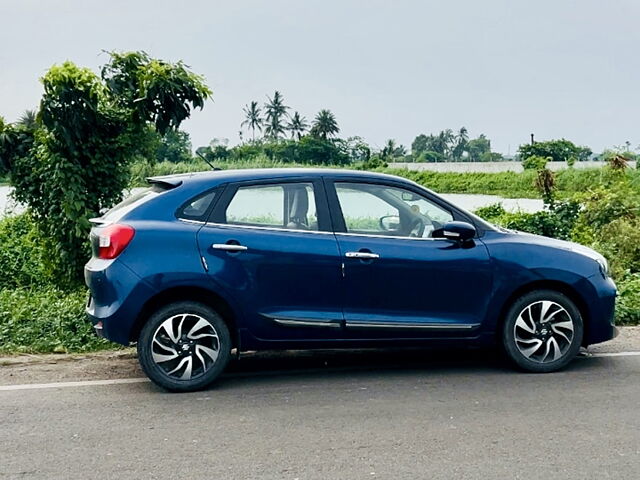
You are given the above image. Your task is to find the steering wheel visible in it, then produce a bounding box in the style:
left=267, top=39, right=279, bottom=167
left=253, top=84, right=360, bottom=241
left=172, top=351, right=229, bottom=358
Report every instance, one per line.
left=408, top=217, right=426, bottom=237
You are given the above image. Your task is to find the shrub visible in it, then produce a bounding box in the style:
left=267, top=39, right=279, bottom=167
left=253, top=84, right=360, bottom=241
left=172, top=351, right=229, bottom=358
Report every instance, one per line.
left=616, top=274, right=640, bottom=325
left=0, top=213, right=55, bottom=289
left=0, top=287, right=110, bottom=353
left=474, top=200, right=580, bottom=241
left=522, top=155, right=549, bottom=170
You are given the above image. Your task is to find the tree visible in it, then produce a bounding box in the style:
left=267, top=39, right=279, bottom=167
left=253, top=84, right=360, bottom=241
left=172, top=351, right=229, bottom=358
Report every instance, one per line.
left=17, top=109, right=39, bottom=130
left=310, top=109, right=339, bottom=139
left=381, top=139, right=406, bottom=160
left=264, top=115, right=286, bottom=140
left=466, top=134, right=491, bottom=162
left=156, top=129, right=192, bottom=163
left=9, top=51, right=211, bottom=283
left=196, top=138, right=230, bottom=164
left=287, top=111, right=308, bottom=140
left=263, top=91, right=288, bottom=140
left=518, top=139, right=591, bottom=164
left=0, top=116, right=36, bottom=175
left=452, top=126, right=468, bottom=161
left=241, top=101, right=262, bottom=141
left=411, top=134, right=429, bottom=156
left=436, top=129, right=455, bottom=157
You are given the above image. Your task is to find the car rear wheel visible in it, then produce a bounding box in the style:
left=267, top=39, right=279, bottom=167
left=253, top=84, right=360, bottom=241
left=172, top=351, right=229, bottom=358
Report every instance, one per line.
left=502, top=290, right=583, bottom=373
left=138, top=301, right=231, bottom=392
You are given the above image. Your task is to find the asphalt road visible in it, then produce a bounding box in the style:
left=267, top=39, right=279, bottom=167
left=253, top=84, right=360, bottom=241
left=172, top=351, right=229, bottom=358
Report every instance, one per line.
left=1, top=349, right=639, bottom=480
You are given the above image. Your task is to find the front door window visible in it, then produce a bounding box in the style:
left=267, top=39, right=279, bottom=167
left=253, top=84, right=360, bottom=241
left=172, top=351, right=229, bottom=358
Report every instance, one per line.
left=335, top=183, right=453, bottom=238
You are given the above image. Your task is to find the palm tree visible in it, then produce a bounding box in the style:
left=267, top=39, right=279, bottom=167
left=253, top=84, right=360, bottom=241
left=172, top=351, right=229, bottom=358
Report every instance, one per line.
left=241, top=101, right=262, bottom=141
left=381, top=139, right=407, bottom=160
left=264, top=91, right=289, bottom=141
left=310, top=109, right=339, bottom=140
left=453, top=126, right=469, bottom=161
left=438, top=129, right=455, bottom=159
left=381, top=139, right=397, bottom=159
left=287, top=111, right=308, bottom=140
left=264, top=115, right=286, bottom=140
left=17, top=109, right=38, bottom=130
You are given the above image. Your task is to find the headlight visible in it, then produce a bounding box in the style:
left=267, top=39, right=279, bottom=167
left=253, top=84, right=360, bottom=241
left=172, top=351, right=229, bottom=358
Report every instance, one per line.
left=563, top=243, right=609, bottom=277
left=595, top=256, right=609, bottom=277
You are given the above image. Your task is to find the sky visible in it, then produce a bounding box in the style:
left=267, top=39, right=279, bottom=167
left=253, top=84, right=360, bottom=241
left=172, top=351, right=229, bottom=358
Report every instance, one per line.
left=1, top=0, right=639, bottom=155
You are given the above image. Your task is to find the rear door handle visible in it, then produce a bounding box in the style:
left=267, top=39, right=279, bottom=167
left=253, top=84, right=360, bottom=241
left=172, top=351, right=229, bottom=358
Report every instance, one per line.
left=212, top=243, right=248, bottom=252
left=345, top=251, right=379, bottom=259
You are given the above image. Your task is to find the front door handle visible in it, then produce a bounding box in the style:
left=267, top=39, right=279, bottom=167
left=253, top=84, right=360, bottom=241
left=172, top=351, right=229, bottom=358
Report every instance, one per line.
left=345, top=251, right=380, bottom=259
left=212, top=243, right=248, bottom=252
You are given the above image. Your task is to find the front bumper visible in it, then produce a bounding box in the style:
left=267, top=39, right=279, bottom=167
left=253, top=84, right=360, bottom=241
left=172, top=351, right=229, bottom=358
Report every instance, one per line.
left=582, top=274, right=618, bottom=346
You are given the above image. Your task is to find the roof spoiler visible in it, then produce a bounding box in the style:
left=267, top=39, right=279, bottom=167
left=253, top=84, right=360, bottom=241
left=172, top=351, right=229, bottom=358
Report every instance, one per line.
left=146, top=176, right=183, bottom=189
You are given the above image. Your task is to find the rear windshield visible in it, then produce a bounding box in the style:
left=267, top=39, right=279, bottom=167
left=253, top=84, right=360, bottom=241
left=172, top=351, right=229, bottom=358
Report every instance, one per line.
left=101, top=185, right=165, bottom=222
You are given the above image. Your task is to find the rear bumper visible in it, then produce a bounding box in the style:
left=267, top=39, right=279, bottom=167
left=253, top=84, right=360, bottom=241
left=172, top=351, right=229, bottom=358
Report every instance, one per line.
left=85, top=258, right=156, bottom=345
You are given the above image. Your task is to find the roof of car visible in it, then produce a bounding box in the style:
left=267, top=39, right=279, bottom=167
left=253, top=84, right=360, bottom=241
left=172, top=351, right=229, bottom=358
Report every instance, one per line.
left=148, top=168, right=416, bottom=188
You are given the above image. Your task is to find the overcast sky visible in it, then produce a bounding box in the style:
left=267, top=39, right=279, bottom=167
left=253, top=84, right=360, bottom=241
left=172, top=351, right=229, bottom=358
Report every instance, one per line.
left=1, top=0, right=639, bottom=154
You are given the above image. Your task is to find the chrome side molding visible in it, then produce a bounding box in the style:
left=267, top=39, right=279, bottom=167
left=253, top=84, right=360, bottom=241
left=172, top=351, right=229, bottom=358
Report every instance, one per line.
left=345, top=322, right=479, bottom=330
left=264, top=315, right=342, bottom=329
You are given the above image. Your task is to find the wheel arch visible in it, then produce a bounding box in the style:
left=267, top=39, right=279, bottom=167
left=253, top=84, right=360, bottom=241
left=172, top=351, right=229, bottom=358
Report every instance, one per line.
left=495, top=279, right=590, bottom=346
left=130, top=286, right=240, bottom=348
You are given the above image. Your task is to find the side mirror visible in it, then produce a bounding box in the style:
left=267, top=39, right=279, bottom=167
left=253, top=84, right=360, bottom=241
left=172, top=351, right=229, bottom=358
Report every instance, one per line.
left=379, top=215, right=400, bottom=232
left=433, top=221, right=476, bottom=242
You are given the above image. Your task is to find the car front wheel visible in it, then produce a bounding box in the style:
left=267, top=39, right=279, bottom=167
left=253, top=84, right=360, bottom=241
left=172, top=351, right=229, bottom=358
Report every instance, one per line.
left=138, top=301, right=231, bottom=392
left=502, top=290, right=583, bottom=373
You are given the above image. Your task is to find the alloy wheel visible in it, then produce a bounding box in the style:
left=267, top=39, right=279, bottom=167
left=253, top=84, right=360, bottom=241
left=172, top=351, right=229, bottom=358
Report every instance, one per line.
left=151, top=313, right=220, bottom=381
left=513, top=300, right=575, bottom=364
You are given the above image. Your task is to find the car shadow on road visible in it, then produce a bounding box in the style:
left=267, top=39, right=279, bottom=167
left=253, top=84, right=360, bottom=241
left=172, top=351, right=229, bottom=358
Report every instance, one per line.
left=187, top=346, right=602, bottom=392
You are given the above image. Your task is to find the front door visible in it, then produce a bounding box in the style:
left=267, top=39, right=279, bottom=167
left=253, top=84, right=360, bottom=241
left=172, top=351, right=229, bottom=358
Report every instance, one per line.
left=328, top=180, right=492, bottom=337
left=197, top=179, right=344, bottom=342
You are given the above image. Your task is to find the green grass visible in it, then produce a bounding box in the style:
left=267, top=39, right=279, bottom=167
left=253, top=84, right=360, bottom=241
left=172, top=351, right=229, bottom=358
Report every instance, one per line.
left=385, top=167, right=640, bottom=199
left=0, top=287, right=113, bottom=354
left=132, top=159, right=640, bottom=199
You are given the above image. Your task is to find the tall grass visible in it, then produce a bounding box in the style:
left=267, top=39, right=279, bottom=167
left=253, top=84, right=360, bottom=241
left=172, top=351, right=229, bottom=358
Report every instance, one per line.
left=131, top=159, right=640, bottom=198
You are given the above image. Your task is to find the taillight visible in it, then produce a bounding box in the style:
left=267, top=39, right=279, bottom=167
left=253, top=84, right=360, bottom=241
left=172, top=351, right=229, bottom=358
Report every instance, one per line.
left=98, top=224, right=135, bottom=259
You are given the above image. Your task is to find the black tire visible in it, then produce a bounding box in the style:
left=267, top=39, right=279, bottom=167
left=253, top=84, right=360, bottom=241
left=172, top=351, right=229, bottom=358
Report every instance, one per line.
left=138, top=301, right=232, bottom=392
left=502, top=290, right=583, bottom=373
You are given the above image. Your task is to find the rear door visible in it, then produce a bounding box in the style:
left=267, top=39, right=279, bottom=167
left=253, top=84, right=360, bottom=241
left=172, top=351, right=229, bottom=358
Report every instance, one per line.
left=197, top=177, right=344, bottom=342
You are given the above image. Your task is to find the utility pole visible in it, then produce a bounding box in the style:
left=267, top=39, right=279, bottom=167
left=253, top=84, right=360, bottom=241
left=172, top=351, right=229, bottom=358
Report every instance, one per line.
left=530, top=133, right=535, bottom=145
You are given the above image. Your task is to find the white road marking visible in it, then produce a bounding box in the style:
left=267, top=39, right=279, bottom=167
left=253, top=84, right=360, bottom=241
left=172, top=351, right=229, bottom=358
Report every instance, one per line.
left=0, top=377, right=148, bottom=391
left=587, top=351, right=640, bottom=358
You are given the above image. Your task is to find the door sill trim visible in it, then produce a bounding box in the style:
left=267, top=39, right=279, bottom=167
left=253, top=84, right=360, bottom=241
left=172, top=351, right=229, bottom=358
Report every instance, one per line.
left=345, top=321, right=479, bottom=331
left=264, top=315, right=342, bottom=329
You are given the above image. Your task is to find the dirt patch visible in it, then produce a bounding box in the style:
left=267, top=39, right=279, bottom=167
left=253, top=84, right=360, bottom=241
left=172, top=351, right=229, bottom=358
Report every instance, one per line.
left=0, top=349, right=142, bottom=385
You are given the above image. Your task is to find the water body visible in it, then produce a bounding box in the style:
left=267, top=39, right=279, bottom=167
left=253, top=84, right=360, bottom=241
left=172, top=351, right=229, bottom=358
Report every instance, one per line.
left=389, top=161, right=636, bottom=173
left=0, top=185, right=543, bottom=219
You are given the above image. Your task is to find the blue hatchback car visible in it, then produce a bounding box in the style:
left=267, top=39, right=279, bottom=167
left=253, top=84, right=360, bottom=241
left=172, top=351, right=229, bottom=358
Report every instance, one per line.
left=85, top=169, right=617, bottom=391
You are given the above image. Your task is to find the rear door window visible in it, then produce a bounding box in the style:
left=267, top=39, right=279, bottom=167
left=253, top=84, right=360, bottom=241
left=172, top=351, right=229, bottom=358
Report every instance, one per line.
left=223, top=182, right=318, bottom=231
